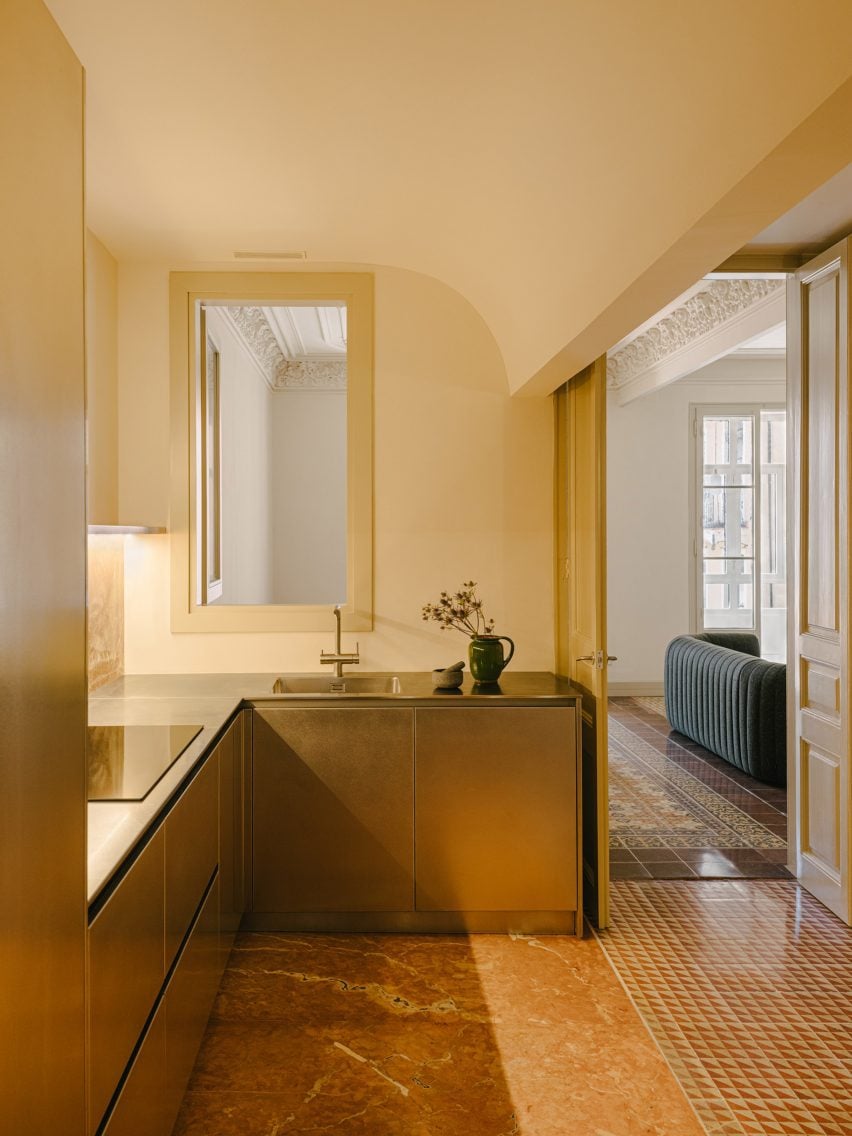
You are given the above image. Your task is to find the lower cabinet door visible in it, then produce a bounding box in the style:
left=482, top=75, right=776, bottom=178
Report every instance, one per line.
left=164, top=875, right=221, bottom=1130
left=101, top=1003, right=167, bottom=1136
left=218, top=715, right=245, bottom=956
left=165, top=756, right=218, bottom=968
left=414, top=708, right=578, bottom=912
left=89, top=828, right=165, bottom=1133
left=253, top=708, right=414, bottom=912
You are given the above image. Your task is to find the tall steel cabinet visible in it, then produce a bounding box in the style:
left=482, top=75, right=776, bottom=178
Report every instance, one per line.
left=0, top=2, right=87, bottom=1130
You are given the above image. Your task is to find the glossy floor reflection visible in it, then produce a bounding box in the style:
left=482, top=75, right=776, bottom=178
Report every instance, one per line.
left=600, top=881, right=852, bottom=1136
left=609, top=697, right=790, bottom=880
left=172, top=931, right=704, bottom=1135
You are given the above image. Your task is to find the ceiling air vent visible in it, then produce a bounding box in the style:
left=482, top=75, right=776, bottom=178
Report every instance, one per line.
left=233, top=250, right=307, bottom=260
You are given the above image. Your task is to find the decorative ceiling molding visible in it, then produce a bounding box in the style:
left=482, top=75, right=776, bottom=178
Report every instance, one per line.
left=276, top=360, right=347, bottom=390
left=607, top=279, right=785, bottom=405
left=220, top=307, right=347, bottom=390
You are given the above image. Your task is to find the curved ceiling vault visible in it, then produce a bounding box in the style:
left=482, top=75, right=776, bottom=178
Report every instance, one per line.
left=45, top=0, right=852, bottom=394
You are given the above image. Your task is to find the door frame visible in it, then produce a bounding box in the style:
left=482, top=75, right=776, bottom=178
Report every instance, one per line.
left=554, top=359, right=610, bottom=930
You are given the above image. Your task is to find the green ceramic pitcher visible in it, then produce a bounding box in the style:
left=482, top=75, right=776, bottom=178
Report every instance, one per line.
left=468, top=634, right=515, bottom=683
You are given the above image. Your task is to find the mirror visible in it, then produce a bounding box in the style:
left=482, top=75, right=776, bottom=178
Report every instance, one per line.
left=200, top=302, right=348, bottom=606
left=170, top=272, right=373, bottom=633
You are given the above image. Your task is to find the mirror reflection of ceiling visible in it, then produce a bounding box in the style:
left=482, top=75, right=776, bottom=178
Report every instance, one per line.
left=264, top=306, right=346, bottom=361
left=219, top=305, right=347, bottom=391
left=45, top=0, right=852, bottom=394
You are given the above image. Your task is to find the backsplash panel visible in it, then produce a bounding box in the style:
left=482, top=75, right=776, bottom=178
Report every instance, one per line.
left=88, top=535, right=124, bottom=690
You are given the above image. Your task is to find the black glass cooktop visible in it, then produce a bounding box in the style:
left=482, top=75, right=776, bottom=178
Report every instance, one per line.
left=87, top=724, right=203, bottom=802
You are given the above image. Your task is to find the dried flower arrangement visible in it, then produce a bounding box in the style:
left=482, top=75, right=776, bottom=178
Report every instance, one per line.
left=421, top=581, right=495, bottom=638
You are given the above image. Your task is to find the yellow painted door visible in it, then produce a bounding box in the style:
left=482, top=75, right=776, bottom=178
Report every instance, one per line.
left=555, top=358, right=610, bottom=929
left=788, top=239, right=851, bottom=923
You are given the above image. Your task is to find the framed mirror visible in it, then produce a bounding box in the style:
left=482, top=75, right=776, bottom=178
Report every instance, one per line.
left=170, top=272, right=373, bottom=632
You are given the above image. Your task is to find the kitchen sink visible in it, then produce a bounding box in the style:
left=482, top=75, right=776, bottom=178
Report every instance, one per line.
left=272, top=674, right=403, bottom=696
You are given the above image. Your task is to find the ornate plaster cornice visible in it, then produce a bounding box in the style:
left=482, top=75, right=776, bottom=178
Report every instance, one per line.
left=274, top=360, right=347, bottom=390
left=222, top=307, right=347, bottom=390
left=607, top=279, right=784, bottom=391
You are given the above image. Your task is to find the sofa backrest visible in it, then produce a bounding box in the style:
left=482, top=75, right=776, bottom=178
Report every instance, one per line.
left=663, top=633, right=787, bottom=786
left=690, top=631, right=761, bottom=657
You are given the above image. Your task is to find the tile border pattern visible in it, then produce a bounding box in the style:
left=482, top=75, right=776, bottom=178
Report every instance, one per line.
left=609, top=718, right=786, bottom=850
left=608, top=698, right=790, bottom=880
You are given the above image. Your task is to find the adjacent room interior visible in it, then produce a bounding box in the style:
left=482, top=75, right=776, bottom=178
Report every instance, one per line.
left=606, top=281, right=790, bottom=881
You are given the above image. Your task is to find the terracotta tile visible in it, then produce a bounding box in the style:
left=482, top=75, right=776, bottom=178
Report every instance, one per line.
left=610, top=861, right=653, bottom=879
left=760, top=849, right=793, bottom=865
left=646, top=862, right=698, bottom=879
left=633, top=848, right=685, bottom=862
left=691, top=856, right=745, bottom=878
left=599, top=881, right=852, bottom=1136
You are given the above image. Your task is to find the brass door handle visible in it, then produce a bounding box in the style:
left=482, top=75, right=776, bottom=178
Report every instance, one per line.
left=576, top=652, right=617, bottom=669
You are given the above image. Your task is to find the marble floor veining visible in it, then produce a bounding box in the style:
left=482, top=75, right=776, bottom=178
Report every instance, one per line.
left=172, top=930, right=705, bottom=1136
left=172, top=888, right=852, bottom=1136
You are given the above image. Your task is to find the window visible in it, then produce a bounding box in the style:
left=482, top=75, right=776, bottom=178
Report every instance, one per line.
left=693, top=405, right=786, bottom=661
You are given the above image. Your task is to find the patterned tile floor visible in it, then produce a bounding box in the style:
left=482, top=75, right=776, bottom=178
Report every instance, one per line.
left=599, top=881, right=852, bottom=1136
left=609, top=698, right=791, bottom=880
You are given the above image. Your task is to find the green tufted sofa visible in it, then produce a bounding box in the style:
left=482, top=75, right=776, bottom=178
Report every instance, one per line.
left=663, top=632, right=787, bottom=787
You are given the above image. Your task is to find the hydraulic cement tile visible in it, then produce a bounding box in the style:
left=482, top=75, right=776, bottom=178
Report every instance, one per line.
left=598, top=881, right=852, bottom=1136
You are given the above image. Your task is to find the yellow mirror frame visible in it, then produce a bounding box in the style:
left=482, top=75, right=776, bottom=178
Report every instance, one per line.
left=169, top=271, right=374, bottom=632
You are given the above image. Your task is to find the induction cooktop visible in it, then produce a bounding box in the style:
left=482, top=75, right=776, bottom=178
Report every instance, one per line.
left=87, top=724, right=203, bottom=802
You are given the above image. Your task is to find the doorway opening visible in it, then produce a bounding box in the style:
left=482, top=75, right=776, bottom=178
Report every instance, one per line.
left=605, top=288, right=791, bottom=883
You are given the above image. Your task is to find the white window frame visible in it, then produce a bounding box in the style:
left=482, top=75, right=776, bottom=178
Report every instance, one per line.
left=689, top=402, right=785, bottom=645
left=199, top=312, right=223, bottom=604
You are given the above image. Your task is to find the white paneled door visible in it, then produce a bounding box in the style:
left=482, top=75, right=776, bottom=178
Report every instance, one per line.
left=788, top=238, right=851, bottom=923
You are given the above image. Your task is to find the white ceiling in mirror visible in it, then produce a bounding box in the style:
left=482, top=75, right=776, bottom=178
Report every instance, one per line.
left=218, top=305, right=347, bottom=391
left=264, top=305, right=347, bottom=361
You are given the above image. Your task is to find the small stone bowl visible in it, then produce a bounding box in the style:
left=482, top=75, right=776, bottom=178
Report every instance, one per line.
left=432, top=667, right=464, bottom=690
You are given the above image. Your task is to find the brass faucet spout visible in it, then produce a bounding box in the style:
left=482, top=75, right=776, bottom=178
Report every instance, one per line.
left=320, top=604, right=360, bottom=678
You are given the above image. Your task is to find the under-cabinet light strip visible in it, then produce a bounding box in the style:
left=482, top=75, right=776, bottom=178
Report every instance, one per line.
left=87, top=524, right=166, bottom=535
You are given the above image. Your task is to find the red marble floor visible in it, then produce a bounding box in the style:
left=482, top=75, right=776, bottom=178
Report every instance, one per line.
left=172, top=930, right=704, bottom=1136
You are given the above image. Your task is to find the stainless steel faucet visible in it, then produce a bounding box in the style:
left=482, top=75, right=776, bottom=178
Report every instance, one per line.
left=320, top=604, right=360, bottom=677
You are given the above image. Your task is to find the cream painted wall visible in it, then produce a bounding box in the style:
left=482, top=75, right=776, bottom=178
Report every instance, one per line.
left=85, top=232, right=118, bottom=522
left=119, top=265, right=554, bottom=673
left=607, top=356, right=785, bottom=688
left=47, top=0, right=852, bottom=396
left=270, top=390, right=347, bottom=605
left=205, top=307, right=273, bottom=605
